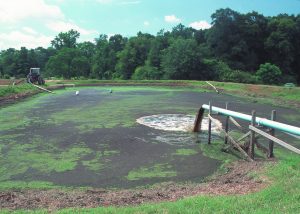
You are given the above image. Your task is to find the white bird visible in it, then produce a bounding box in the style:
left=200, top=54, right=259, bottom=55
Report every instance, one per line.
left=75, top=91, right=79, bottom=95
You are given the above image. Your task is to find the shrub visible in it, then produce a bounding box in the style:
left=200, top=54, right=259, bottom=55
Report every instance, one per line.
left=223, top=70, right=258, bottom=84
left=3, top=74, right=10, bottom=79
left=132, top=65, right=162, bottom=80
left=256, top=63, right=282, bottom=85
left=212, top=60, right=258, bottom=84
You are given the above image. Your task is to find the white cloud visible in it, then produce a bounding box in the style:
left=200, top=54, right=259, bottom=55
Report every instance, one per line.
left=119, top=1, right=141, bottom=5
left=22, top=27, right=38, bottom=35
left=97, top=0, right=141, bottom=5
left=189, top=20, right=212, bottom=30
left=0, top=0, right=98, bottom=49
left=96, top=0, right=113, bottom=4
left=144, top=21, right=150, bottom=26
left=0, top=31, right=52, bottom=50
left=164, top=15, right=181, bottom=23
left=46, top=21, right=97, bottom=35
left=0, top=0, right=64, bottom=23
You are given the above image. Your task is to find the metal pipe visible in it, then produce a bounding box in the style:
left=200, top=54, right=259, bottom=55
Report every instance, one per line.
left=202, top=104, right=300, bottom=136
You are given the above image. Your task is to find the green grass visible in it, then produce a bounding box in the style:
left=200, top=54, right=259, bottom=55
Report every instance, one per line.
left=281, top=113, right=300, bottom=123
left=211, top=81, right=300, bottom=107
left=126, top=163, right=177, bottom=181
left=0, top=84, right=38, bottom=97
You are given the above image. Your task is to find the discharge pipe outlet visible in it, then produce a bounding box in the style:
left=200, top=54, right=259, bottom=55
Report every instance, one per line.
left=202, top=104, right=300, bottom=136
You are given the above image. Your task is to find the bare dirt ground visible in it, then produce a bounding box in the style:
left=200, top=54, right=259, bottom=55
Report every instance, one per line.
left=0, top=160, right=271, bottom=211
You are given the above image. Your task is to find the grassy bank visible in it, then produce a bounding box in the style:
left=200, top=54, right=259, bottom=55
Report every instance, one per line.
left=210, top=81, right=300, bottom=104
left=0, top=84, right=38, bottom=97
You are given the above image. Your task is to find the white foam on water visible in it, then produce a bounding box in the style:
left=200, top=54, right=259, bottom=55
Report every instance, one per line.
left=136, top=114, right=222, bottom=133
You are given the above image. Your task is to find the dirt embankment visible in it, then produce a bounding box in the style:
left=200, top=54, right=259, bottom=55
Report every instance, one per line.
left=0, top=160, right=271, bottom=211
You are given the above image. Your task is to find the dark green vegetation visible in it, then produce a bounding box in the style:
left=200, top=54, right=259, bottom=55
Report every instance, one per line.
left=1, top=8, right=300, bottom=84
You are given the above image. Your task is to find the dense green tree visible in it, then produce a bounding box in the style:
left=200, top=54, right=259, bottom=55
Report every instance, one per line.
left=71, top=56, right=90, bottom=77
left=46, top=48, right=80, bottom=78
left=265, top=15, right=297, bottom=76
left=0, top=48, right=18, bottom=77
left=51, top=29, right=80, bottom=50
left=91, top=34, right=110, bottom=79
left=161, top=38, right=203, bottom=80
left=207, top=9, right=269, bottom=72
left=77, top=41, right=96, bottom=77
left=34, top=47, right=56, bottom=73
left=106, top=34, right=128, bottom=79
left=115, top=32, right=154, bottom=79
left=15, top=47, right=30, bottom=77
left=170, top=24, right=195, bottom=39
left=109, top=34, right=127, bottom=52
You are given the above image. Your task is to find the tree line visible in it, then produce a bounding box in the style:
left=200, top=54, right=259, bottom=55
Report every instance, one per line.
left=0, top=8, right=300, bottom=85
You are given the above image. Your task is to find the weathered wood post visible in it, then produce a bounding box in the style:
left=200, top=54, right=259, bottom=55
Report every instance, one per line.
left=208, top=101, right=212, bottom=144
left=224, top=102, right=229, bottom=144
left=249, top=110, right=256, bottom=159
left=268, top=110, right=276, bottom=158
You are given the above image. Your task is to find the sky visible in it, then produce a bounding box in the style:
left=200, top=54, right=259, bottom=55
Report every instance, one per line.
left=0, top=0, right=300, bottom=50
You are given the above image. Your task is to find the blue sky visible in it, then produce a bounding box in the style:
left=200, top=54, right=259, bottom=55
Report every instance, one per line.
left=0, top=0, right=300, bottom=50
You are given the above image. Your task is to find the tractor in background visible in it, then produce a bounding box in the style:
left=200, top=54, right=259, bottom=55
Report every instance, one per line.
left=27, top=68, right=45, bottom=85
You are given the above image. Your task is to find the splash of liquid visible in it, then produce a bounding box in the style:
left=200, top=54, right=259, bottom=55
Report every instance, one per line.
left=136, top=114, right=222, bottom=133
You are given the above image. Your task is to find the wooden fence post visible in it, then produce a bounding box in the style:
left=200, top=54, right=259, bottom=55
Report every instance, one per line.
left=268, top=110, right=276, bottom=158
left=249, top=110, right=256, bottom=159
left=208, top=101, right=212, bottom=144
left=225, top=102, right=229, bottom=144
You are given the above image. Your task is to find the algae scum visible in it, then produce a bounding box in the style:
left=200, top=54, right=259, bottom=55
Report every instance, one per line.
left=0, top=87, right=222, bottom=189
